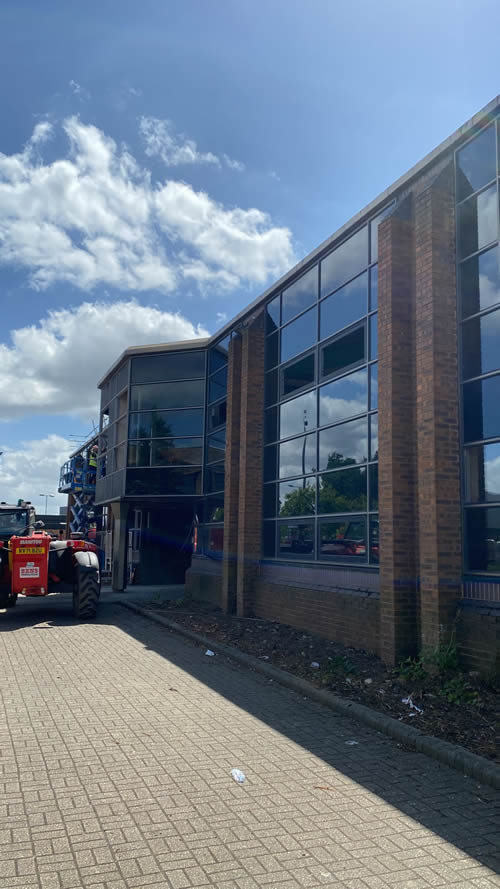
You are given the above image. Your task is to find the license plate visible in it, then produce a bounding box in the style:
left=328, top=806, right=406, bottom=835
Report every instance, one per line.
left=19, top=567, right=40, bottom=577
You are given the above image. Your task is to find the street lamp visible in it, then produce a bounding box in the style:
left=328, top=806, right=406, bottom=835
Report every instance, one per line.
left=39, top=493, right=55, bottom=515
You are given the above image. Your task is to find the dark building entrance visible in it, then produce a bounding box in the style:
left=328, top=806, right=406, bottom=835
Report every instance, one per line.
left=128, top=502, right=197, bottom=585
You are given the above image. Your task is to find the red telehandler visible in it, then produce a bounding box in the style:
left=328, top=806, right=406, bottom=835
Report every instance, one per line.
left=0, top=501, right=100, bottom=619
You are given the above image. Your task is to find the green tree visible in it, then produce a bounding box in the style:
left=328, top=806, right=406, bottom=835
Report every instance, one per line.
left=280, top=483, right=315, bottom=517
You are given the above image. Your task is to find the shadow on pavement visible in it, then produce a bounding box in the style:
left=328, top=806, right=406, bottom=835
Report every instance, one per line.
left=2, top=591, right=499, bottom=878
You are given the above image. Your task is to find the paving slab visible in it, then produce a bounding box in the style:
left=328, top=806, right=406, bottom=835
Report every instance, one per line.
left=0, top=594, right=499, bottom=889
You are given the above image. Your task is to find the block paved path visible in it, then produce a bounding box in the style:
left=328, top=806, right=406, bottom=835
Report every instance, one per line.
left=0, top=595, right=499, bottom=889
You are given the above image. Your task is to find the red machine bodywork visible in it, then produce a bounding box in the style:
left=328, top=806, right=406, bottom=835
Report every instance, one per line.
left=10, top=533, right=51, bottom=596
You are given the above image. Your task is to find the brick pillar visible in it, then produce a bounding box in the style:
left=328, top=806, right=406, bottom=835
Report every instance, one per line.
left=221, top=334, right=242, bottom=613
left=236, top=314, right=266, bottom=616
left=414, top=164, right=462, bottom=651
left=378, top=196, right=419, bottom=665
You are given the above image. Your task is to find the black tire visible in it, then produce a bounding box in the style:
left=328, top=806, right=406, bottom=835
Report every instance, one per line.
left=73, top=566, right=100, bottom=620
left=0, top=586, right=16, bottom=609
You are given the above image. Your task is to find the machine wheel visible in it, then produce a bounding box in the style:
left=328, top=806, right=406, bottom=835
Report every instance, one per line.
left=73, top=566, right=100, bottom=620
left=0, top=588, right=17, bottom=609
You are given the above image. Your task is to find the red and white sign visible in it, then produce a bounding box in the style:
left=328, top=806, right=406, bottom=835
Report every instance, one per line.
left=19, top=567, right=40, bottom=578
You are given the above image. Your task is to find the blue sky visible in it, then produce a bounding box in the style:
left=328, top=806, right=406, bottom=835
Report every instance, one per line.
left=0, top=0, right=499, bottom=508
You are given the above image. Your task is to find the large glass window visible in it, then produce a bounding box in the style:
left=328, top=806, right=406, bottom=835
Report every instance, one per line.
left=370, top=265, right=378, bottom=310
left=319, top=369, right=367, bottom=426
left=279, top=434, right=317, bottom=479
left=151, top=439, right=203, bottom=467
left=205, top=462, right=225, bottom=493
left=321, top=226, right=368, bottom=297
left=318, top=418, right=368, bottom=469
left=321, top=325, right=365, bottom=379
left=128, top=438, right=203, bottom=467
left=318, top=467, right=367, bottom=514
left=281, top=265, right=318, bottom=325
left=265, top=368, right=278, bottom=406
left=280, top=306, right=318, bottom=364
left=465, top=507, right=500, bottom=573
left=457, top=120, right=500, bottom=579
left=129, top=409, right=204, bottom=439
left=131, top=351, right=205, bottom=383
left=266, top=332, right=279, bottom=369
left=266, top=295, right=280, bottom=334
left=278, top=521, right=314, bottom=557
left=457, top=182, right=498, bottom=259
left=465, top=442, right=500, bottom=503
left=281, top=353, right=315, bottom=397
left=463, top=373, right=500, bottom=442
left=318, top=517, right=367, bottom=563
left=207, top=430, right=226, bottom=464
left=209, top=336, right=230, bottom=373
left=320, top=272, right=367, bottom=340
left=130, top=379, right=205, bottom=411
left=126, top=467, right=202, bottom=496
left=209, top=366, right=228, bottom=403
left=462, top=307, right=500, bottom=378
left=263, top=212, right=379, bottom=564
left=265, top=406, right=278, bottom=443
left=128, top=441, right=151, bottom=467
left=279, top=480, right=316, bottom=517
left=456, top=124, right=497, bottom=201
left=280, top=390, right=317, bottom=439
left=460, top=246, right=500, bottom=318
left=208, top=400, right=227, bottom=430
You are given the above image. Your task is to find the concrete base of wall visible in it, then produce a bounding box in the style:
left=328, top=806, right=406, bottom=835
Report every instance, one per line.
left=185, top=556, right=222, bottom=606
left=457, top=600, right=500, bottom=677
left=253, top=580, right=380, bottom=656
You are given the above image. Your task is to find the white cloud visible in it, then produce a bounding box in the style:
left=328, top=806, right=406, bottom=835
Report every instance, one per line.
left=139, top=116, right=244, bottom=172
left=69, top=80, right=90, bottom=100
left=0, top=434, right=72, bottom=511
left=223, top=153, right=245, bottom=172
left=216, top=311, right=228, bottom=325
left=139, top=116, right=220, bottom=167
left=0, top=300, right=208, bottom=422
left=0, top=117, right=293, bottom=294
left=30, top=122, right=53, bottom=146
left=155, top=180, right=293, bottom=285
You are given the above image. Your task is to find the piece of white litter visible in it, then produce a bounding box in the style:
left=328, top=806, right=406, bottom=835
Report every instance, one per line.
left=402, top=695, right=423, bottom=714
left=259, top=655, right=270, bottom=660
left=205, top=650, right=215, bottom=657
left=231, top=768, right=246, bottom=784
left=345, top=740, right=359, bottom=746
left=311, top=661, right=320, bottom=669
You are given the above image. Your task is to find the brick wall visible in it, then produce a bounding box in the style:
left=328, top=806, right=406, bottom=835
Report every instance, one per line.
left=185, top=558, right=222, bottom=607
left=236, top=315, right=266, bottom=617
left=378, top=197, right=419, bottom=664
left=414, top=163, right=462, bottom=651
left=253, top=580, right=380, bottom=655
left=457, top=602, right=500, bottom=677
